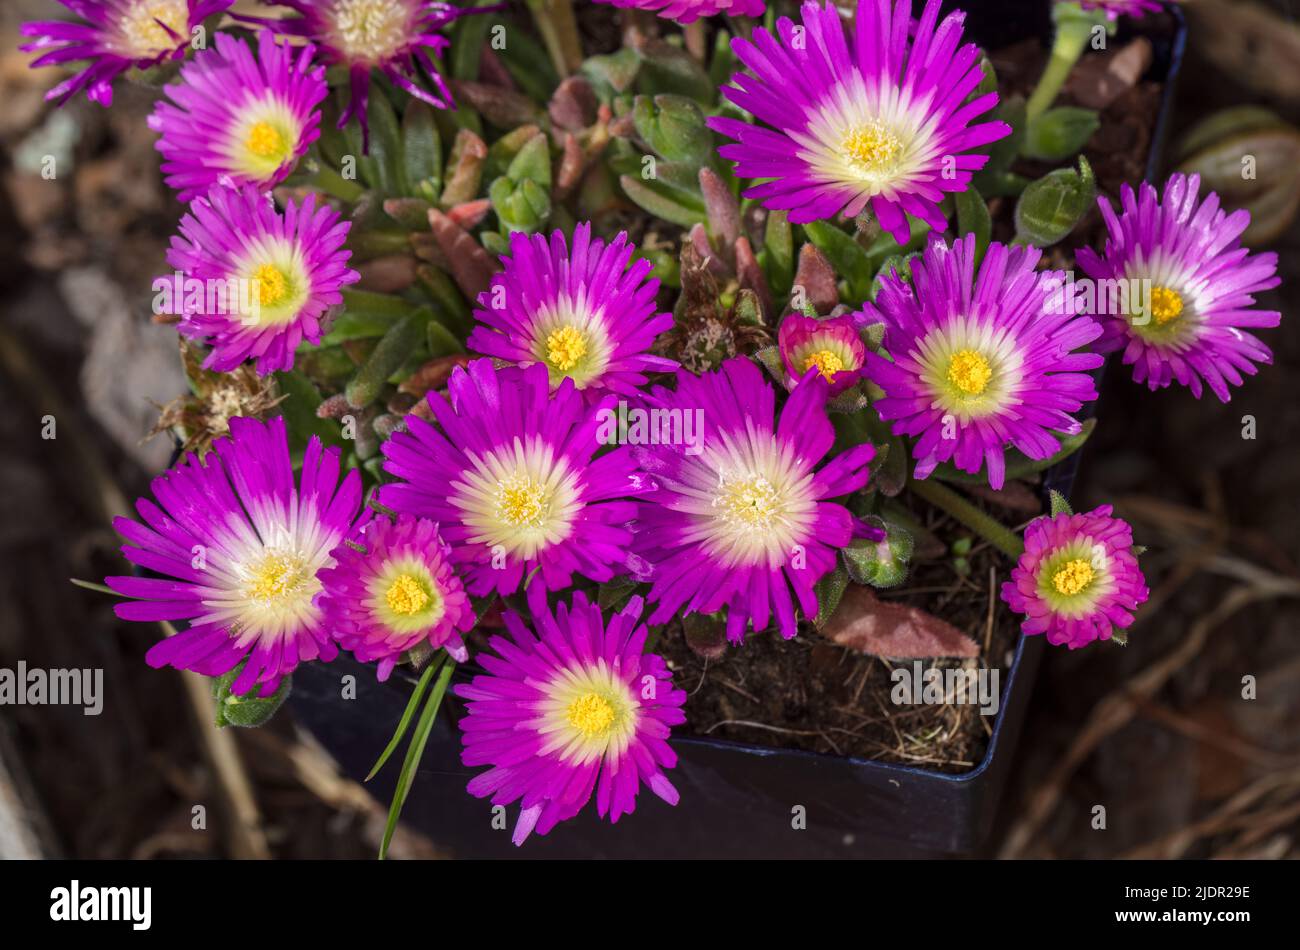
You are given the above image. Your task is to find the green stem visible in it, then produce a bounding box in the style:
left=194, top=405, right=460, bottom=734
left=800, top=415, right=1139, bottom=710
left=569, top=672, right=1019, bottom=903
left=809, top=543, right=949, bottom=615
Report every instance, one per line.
left=908, top=477, right=1025, bottom=559
left=1026, top=5, right=1107, bottom=121
left=366, top=656, right=444, bottom=782
left=308, top=164, right=365, bottom=203
left=379, top=659, right=456, bottom=860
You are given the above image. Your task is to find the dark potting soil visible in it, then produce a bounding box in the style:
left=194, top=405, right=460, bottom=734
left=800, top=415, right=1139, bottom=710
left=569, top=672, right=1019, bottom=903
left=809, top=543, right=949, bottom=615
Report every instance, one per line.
left=657, top=38, right=1165, bottom=773
left=657, top=492, right=1028, bottom=772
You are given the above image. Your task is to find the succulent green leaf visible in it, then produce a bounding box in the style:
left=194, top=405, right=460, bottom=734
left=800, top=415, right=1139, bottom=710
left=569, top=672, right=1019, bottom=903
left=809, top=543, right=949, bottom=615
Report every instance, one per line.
left=582, top=47, right=641, bottom=95
left=762, top=209, right=794, bottom=296
left=1023, top=106, right=1099, bottom=161
left=212, top=662, right=291, bottom=728
left=273, top=370, right=345, bottom=451
left=1013, top=155, right=1096, bottom=247
left=633, top=94, right=710, bottom=165
left=345, top=313, right=424, bottom=409
left=401, top=100, right=443, bottom=201
left=813, top=565, right=851, bottom=628
left=619, top=174, right=706, bottom=228
left=954, top=186, right=992, bottom=264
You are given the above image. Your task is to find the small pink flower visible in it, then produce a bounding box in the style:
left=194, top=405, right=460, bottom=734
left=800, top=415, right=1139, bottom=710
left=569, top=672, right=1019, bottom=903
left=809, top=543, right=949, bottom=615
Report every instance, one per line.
left=778, top=314, right=867, bottom=395
left=1001, top=505, right=1149, bottom=649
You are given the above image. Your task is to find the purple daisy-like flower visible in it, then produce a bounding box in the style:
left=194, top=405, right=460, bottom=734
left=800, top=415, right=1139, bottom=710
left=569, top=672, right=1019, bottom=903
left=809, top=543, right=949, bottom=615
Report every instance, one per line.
left=467, top=223, right=677, bottom=398
left=317, top=514, right=474, bottom=680
left=1001, top=505, right=1149, bottom=649
left=455, top=590, right=686, bottom=845
left=1076, top=0, right=1165, bottom=19
left=104, top=415, right=365, bottom=695
left=778, top=313, right=867, bottom=395
left=380, top=359, right=641, bottom=598
left=165, top=184, right=359, bottom=375
left=633, top=357, right=878, bottom=643
left=709, top=0, right=1011, bottom=245
left=591, top=0, right=765, bottom=25
left=861, top=234, right=1104, bottom=490
left=237, top=0, right=479, bottom=148
left=20, top=0, right=233, bottom=106
left=148, top=29, right=326, bottom=202
left=1076, top=173, right=1282, bottom=402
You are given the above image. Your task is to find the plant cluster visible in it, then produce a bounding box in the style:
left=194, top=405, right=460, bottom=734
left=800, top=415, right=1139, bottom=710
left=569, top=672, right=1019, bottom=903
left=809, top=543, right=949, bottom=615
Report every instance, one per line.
left=25, top=0, right=1282, bottom=850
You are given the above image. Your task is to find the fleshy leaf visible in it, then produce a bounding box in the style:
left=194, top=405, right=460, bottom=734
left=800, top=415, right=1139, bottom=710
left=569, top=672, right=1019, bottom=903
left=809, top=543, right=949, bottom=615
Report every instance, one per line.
left=1013, top=155, right=1096, bottom=247
left=1023, top=106, right=1099, bottom=161
left=822, top=586, right=979, bottom=659
left=813, top=565, right=850, bottom=629
left=212, top=662, right=292, bottom=728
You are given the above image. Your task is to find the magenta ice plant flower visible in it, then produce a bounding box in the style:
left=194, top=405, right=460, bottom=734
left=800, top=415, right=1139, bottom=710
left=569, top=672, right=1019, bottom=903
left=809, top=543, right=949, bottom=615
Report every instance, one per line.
left=633, top=357, right=879, bottom=643
left=165, top=184, right=359, bottom=375
left=20, top=1, right=233, bottom=106
left=1075, top=0, right=1164, bottom=18
left=709, top=0, right=1011, bottom=245
left=777, top=313, right=867, bottom=395
left=591, top=0, right=765, bottom=25
left=148, top=29, right=327, bottom=202
left=1001, top=504, right=1149, bottom=649
left=862, top=234, right=1104, bottom=490
left=380, top=360, right=643, bottom=598
left=104, top=415, right=365, bottom=695
left=1076, top=172, right=1282, bottom=402
left=317, top=514, right=474, bottom=679
left=236, top=0, right=478, bottom=147
left=455, top=590, right=686, bottom=845
left=468, top=223, right=677, bottom=398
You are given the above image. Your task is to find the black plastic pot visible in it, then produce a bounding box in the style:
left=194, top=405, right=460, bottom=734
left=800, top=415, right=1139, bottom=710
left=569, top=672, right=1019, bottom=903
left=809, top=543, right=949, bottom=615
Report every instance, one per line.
left=288, top=1, right=1186, bottom=859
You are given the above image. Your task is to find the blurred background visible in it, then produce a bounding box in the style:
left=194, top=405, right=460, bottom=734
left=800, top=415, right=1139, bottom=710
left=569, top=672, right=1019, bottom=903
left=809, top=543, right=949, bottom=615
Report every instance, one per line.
left=1, top=0, right=1297, bottom=859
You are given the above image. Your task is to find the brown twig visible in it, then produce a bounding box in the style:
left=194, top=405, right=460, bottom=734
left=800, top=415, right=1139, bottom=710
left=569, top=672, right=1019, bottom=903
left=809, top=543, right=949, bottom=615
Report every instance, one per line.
left=999, top=575, right=1300, bottom=858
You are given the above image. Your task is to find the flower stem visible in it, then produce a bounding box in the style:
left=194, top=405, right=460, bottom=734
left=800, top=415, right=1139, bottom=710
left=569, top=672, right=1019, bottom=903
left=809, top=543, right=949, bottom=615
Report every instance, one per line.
left=1026, top=4, right=1109, bottom=122
left=908, top=477, right=1025, bottom=559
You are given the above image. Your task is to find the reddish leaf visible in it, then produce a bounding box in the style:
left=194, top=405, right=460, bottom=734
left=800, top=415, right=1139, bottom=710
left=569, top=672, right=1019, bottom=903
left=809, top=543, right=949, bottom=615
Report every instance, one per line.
left=792, top=243, right=839, bottom=314
left=426, top=208, right=497, bottom=302
left=823, top=585, right=979, bottom=659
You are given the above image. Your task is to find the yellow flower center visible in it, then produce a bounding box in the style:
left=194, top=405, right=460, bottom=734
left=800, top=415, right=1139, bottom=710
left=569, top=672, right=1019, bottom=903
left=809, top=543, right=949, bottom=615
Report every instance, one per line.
left=1052, top=558, right=1095, bottom=596
left=843, top=121, right=903, bottom=177
left=246, top=551, right=311, bottom=603
left=803, top=349, right=844, bottom=382
left=717, top=474, right=781, bottom=532
left=384, top=573, right=430, bottom=616
left=1150, top=285, right=1184, bottom=326
left=947, top=349, right=993, bottom=396
left=495, top=473, right=549, bottom=529
left=120, top=1, right=188, bottom=57
left=566, top=692, right=618, bottom=739
left=332, top=0, right=410, bottom=62
left=252, top=264, right=290, bottom=308
left=546, top=325, right=588, bottom=373
left=246, top=121, right=288, bottom=161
